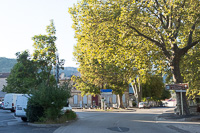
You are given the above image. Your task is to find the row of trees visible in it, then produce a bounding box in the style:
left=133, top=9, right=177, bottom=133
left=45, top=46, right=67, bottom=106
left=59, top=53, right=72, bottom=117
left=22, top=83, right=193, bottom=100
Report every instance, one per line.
left=70, top=0, right=200, bottom=114
left=3, top=20, right=72, bottom=122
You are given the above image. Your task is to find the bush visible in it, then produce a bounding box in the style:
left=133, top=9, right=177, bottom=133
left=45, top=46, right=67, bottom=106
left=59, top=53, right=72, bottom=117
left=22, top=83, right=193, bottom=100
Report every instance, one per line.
left=65, top=110, right=77, bottom=120
left=26, top=104, right=44, bottom=122
left=26, top=81, right=71, bottom=123
left=132, top=101, right=136, bottom=107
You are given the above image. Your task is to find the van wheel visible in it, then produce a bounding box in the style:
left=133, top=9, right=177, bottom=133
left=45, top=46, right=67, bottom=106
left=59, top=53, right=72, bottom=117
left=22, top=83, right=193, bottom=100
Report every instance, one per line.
left=11, top=109, right=15, bottom=112
left=21, top=117, right=27, bottom=122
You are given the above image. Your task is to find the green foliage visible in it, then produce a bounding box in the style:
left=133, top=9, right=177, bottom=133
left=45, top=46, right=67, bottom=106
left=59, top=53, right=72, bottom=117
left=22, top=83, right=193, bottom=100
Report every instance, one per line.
left=26, top=102, right=44, bottom=122
left=141, top=74, right=166, bottom=100
left=3, top=51, right=38, bottom=93
left=181, top=45, right=200, bottom=99
left=26, top=80, right=71, bottom=122
left=161, top=89, right=171, bottom=100
left=38, top=110, right=77, bottom=124
left=132, top=101, right=136, bottom=107
left=32, top=20, right=58, bottom=85
left=70, top=0, right=200, bottom=83
left=69, top=0, right=200, bottom=113
left=64, top=110, right=77, bottom=121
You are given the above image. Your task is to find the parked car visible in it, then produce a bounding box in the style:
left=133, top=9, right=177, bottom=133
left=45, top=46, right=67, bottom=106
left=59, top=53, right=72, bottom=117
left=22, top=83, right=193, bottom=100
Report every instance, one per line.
left=14, top=94, right=30, bottom=122
left=138, top=102, right=150, bottom=109
left=0, top=101, right=3, bottom=109
left=3, top=93, right=23, bottom=112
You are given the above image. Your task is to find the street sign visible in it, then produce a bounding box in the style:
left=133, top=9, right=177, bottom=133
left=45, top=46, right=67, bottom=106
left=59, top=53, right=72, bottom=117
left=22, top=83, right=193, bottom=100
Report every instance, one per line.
left=175, top=90, right=186, bottom=92
left=165, top=83, right=189, bottom=90
left=101, top=89, right=112, bottom=93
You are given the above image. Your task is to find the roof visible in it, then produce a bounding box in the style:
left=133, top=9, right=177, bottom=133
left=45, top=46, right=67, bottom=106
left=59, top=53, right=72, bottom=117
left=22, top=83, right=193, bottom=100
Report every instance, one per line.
left=0, top=73, right=10, bottom=78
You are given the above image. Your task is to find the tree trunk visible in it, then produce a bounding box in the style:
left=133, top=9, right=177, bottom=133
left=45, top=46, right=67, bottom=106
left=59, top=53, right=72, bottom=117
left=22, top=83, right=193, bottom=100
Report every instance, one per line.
left=118, top=94, right=124, bottom=108
left=131, top=77, right=142, bottom=107
left=170, top=58, right=190, bottom=115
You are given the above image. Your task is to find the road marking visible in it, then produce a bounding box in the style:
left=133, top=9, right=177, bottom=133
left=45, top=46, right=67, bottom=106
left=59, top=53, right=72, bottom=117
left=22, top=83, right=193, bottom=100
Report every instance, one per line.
left=0, top=119, right=17, bottom=122
left=117, top=127, right=122, bottom=132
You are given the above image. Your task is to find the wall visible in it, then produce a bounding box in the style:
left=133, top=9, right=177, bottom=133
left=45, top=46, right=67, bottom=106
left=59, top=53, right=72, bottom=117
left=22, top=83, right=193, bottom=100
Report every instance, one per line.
left=0, top=78, right=7, bottom=91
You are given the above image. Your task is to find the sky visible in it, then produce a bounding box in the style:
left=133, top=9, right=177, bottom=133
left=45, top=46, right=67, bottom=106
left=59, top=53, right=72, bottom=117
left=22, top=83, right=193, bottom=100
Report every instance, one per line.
left=0, top=0, right=79, bottom=67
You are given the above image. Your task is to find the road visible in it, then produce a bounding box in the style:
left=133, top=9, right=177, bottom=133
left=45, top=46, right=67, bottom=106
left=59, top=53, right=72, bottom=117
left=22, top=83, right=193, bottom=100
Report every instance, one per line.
left=0, top=109, right=57, bottom=133
left=1, top=108, right=199, bottom=133
left=54, top=108, right=198, bottom=133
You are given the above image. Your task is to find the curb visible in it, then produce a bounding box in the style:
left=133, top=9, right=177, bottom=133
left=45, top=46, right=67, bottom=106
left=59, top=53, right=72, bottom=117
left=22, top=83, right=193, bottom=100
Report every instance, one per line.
left=73, top=109, right=137, bottom=113
left=27, top=118, right=78, bottom=128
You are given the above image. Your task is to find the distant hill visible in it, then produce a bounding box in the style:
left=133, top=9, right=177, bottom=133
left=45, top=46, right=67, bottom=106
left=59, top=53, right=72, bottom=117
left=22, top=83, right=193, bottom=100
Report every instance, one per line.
left=59, top=67, right=79, bottom=77
left=0, top=57, right=17, bottom=73
left=0, top=57, right=79, bottom=76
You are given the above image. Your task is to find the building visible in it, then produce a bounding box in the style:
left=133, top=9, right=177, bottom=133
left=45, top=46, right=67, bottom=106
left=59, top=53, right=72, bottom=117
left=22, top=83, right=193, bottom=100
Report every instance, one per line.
left=0, top=73, right=9, bottom=91
left=59, top=72, right=130, bottom=108
left=0, top=73, right=9, bottom=100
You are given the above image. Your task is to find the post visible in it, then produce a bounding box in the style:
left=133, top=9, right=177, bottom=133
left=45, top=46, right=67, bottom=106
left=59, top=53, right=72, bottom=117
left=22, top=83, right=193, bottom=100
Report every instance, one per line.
left=180, top=90, right=183, bottom=115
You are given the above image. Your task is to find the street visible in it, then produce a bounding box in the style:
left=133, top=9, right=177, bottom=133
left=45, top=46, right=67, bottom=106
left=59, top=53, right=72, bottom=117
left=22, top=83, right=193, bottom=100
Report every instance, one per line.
left=55, top=108, right=199, bottom=133
left=0, top=108, right=199, bottom=133
left=0, top=109, right=57, bottom=133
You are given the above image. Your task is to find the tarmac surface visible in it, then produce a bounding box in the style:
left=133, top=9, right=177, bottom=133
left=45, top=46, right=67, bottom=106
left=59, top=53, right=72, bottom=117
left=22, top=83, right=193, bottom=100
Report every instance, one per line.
left=155, top=108, right=200, bottom=133
left=28, top=107, right=200, bottom=133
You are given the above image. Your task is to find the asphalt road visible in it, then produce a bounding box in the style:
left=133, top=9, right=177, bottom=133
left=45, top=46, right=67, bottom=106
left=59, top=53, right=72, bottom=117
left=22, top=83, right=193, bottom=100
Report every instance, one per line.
left=1, top=108, right=199, bottom=133
left=54, top=108, right=183, bottom=133
left=0, top=109, right=57, bottom=133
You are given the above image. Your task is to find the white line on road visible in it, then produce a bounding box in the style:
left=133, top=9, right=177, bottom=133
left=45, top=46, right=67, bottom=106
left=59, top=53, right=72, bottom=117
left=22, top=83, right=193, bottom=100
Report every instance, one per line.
left=117, top=127, right=122, bottom=132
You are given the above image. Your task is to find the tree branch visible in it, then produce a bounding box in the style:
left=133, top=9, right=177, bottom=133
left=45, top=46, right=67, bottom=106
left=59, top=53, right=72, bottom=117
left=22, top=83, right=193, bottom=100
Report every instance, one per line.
left=127, top=24, right=171, bottom=60
left=180, top=40, right=200, bottom=56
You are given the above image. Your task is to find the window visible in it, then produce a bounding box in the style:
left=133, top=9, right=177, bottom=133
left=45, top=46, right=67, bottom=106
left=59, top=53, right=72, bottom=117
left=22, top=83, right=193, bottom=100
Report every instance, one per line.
left=112, top=94, right=116, bottom=103
left=122, top=94, right=125, bottom=103
left=74, top=95, right=78, bottom=104
left=83, top=95, right=87, bottom=104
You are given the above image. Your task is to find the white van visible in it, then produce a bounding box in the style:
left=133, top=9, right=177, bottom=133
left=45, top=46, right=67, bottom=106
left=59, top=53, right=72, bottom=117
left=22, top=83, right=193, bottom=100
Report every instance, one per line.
left=15, top=94, right=30, bottom=121
left=3, top=93, right=22, bottom=112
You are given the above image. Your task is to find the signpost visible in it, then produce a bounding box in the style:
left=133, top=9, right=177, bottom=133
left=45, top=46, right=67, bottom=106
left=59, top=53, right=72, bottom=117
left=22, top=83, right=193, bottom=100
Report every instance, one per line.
left=165, top=83, right=188, bottom=115
left=165, top=83, right=188, bottom=91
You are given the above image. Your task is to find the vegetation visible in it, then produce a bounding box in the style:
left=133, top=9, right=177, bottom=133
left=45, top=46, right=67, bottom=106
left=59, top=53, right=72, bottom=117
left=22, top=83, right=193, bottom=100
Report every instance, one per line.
left=3, top=51, right=38, bottom=93
left=141, top=74, right=170, bottom=101
left=181, top=44, right=200, bottom=100
left=26, top=81, right=71, bottom=123
left=3, top=20, right=74, bottom=123
left=69, top=0, right=200, bottom=114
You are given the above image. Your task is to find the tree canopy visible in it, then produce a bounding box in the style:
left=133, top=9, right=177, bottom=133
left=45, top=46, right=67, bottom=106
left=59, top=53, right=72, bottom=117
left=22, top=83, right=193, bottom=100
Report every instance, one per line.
left=141, top=74, right=170, bottom=101
left=4, top=20, right=63, bottom=93
left=3, top=51, right=38, bottom=93
left=70, top=0, right=200, bottom=113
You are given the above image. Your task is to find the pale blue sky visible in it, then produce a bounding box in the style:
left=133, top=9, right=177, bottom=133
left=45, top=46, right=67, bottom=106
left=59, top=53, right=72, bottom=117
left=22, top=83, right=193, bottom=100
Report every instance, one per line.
left=0, top=0, right=79, bottom=67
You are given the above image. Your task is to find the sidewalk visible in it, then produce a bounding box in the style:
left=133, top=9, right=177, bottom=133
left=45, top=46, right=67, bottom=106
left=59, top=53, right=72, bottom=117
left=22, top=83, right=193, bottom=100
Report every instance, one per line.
left=156, top=108, right=200, bottom=133
left=72, top=108, right=137, bottom=112
left=157, top=108, right=200, bottom=122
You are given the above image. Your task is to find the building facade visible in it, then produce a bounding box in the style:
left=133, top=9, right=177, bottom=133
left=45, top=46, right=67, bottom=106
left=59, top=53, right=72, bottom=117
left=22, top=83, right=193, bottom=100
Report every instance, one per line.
left=59, top=72, right=130, bottom=108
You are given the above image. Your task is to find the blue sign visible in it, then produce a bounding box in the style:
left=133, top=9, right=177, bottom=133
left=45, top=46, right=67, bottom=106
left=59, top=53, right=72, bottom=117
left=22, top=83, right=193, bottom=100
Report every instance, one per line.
left=100, top=89, right=112, bottom=92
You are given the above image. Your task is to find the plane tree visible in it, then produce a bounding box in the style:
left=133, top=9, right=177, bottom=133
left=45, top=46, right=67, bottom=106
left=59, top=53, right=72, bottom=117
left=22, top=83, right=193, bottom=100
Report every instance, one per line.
left=181, top=44, right=200, bottom=100
left=70, top=0, right=200, bottom=114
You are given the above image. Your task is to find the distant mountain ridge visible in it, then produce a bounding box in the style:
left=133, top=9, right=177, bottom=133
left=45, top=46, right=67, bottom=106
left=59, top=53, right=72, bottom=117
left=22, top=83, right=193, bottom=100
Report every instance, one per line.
left=0, top=57, right=17, bottom=73
left=0, top=57, right=78, bottom=77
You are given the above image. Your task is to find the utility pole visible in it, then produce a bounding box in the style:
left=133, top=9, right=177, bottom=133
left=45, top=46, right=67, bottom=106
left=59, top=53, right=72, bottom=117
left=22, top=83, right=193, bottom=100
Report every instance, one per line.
left=55, top=51, right=60, bottom=85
